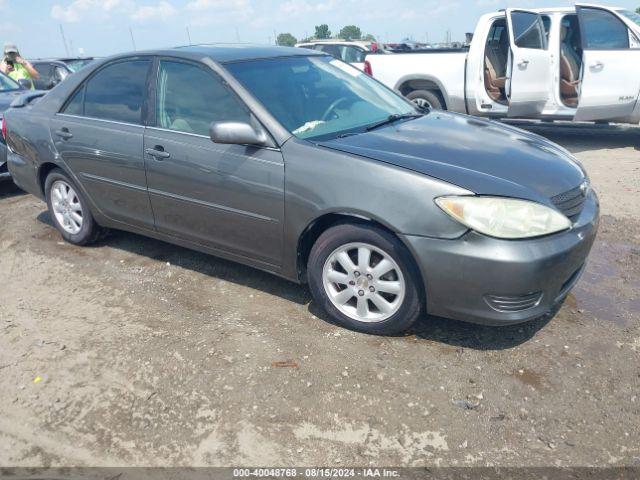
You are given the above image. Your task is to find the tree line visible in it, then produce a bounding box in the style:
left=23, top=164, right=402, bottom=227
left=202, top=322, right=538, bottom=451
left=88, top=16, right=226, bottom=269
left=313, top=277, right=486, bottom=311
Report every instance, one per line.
left=276, top=24, right=376, bottom=47
left=277, top=8, right=640, bottom=46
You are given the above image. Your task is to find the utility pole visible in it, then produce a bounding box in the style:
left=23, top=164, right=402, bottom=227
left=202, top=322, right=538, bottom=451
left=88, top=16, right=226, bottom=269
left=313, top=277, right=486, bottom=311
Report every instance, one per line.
left=59, top=24, right=70, bottom=56
left=186, top=26, right=192, bottom=45
left=235, top=27, right=240, bottom=42
left=129, top=27, right=137, bottom=51
left=273, top=29, right=277, bottom=45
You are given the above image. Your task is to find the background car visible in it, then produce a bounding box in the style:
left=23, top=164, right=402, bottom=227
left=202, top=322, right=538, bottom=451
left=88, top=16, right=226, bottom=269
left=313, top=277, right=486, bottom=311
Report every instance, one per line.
left=30, top=57, right=95, bottom=90
left=0, top=71, right=36, bottom=179
left=295, top=40, right=379, bottom=70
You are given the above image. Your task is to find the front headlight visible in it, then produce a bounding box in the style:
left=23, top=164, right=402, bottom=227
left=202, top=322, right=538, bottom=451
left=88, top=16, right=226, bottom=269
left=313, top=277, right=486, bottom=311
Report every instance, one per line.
left=435, top=196, right=572, bottom=239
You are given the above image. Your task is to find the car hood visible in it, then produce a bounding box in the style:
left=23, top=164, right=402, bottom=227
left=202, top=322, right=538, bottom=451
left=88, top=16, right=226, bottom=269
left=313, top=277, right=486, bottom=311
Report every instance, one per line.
left=317, top=112, right=586, bottom=204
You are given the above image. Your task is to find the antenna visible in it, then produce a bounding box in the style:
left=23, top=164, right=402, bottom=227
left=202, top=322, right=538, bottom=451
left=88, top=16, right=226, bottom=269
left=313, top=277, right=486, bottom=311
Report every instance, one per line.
left=59, top=24, right=70, bottom=56
left=129, top=27, right=137, bottom=51
left=186, top=26, right=192, bottom=45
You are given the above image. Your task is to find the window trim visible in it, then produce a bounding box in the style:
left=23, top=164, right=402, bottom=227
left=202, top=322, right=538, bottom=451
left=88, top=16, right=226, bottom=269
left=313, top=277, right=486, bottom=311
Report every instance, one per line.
left=58, top=56, right=154, bottom=126
left=577, top=5, right=633, bottom=51
left=55, top=112, right=146, bottom=130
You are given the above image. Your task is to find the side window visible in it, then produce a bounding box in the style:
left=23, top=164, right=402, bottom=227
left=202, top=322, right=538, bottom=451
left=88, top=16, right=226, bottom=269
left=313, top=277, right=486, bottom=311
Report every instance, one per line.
left=32, top=63, right=52, bottom=89
left=34, top=64, right=52, bottom=82
left=581, top=8, right=630, bottom=49
left=83, top=60, right=150, bottom=124
left=511, top=11, right=547, bottom=49
left=63, top=85, right=85, bottom=116
left=55, top=66, right=70, bottom=82
left=343, top=46, right=366, bottom=63
left=318, top=44, right=342, bottom=59
left=156, top=60, right=252, bottom=136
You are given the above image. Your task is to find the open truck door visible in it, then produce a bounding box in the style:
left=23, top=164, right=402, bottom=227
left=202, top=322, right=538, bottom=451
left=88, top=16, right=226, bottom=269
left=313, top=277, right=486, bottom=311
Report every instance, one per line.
left=574, top=4, right=640, bottom=121
left=505, top=9, right=552, bottom=117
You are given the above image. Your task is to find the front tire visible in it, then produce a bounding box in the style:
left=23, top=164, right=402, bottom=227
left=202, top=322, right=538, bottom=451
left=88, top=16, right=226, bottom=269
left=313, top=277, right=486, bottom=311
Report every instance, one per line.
left=406, top=89, right=444, bottom=110
left=308, top=223, right=423, bottom=335
left=45, top=168, right=102, bottom=245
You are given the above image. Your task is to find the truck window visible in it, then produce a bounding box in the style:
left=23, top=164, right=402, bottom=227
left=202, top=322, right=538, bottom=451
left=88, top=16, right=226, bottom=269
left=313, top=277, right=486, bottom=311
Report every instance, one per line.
left=581, top=7, right=629, bottom=49
left=511, top=11, right=547, bottom=49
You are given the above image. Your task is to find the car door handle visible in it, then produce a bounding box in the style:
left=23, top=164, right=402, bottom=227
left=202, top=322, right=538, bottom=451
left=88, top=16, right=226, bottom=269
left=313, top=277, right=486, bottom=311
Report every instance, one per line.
left=145, top=147, right=170, bottom=160
left=55, top=129, right=73, bottom=140
left=590, top=61, right=604, bottom=70
left=517, top=59, right=529, bottom=68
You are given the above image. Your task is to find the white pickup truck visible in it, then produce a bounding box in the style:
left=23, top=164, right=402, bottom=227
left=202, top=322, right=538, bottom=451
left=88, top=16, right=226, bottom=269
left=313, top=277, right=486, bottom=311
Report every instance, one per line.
left=365, top=4, right=640, bottom=123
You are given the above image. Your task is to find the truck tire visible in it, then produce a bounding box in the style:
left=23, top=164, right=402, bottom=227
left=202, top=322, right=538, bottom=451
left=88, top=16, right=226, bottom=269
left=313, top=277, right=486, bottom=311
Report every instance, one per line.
left=406, top=90, right=444, bottom=110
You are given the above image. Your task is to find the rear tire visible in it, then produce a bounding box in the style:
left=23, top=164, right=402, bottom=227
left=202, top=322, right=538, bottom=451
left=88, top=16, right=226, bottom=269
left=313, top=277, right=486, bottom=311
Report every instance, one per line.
left=45, top=168, right=102, bottom=246
left=406, top=90, right=444, bottom=110
left=307, top=223, right=423, bottom=335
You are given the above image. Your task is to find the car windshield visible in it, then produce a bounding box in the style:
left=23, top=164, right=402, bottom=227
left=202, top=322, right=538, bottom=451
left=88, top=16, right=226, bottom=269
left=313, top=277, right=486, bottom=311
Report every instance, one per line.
left=0, top=72, right=21, bottom=91
left=64, top=59, right=93, bottom=72
left=617, top=9, right=640, bottom=27
left=225, top=55, right=417, bottom=140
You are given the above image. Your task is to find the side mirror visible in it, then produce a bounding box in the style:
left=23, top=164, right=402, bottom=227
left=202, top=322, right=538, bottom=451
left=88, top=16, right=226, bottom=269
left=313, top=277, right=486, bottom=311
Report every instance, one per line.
left=209, top=120, right=268, bottom=147
left=17, top=79, right=31, bottom=90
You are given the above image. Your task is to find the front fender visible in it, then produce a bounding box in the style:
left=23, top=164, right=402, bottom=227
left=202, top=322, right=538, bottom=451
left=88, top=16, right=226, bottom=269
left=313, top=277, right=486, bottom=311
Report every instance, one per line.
left=280, top=138, right=470, bottom=280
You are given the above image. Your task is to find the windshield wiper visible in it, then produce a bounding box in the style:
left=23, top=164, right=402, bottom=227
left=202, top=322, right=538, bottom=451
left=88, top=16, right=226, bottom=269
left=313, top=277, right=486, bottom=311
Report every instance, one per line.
left=365, top=113, right=423, bottom=132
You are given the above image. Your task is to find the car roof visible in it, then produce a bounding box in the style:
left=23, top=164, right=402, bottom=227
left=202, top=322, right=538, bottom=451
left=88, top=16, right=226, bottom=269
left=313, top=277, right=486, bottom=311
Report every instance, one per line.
left=145, top=44, right=326, bottom=63
left=29, top=59, right=68, bottom=65
left=296, top=40, right=372, bottom=48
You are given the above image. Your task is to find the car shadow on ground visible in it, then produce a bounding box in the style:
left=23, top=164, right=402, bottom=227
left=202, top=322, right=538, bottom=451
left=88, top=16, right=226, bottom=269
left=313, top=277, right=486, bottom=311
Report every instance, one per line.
left=0, top=180, right=24, bottom=200
left=506, top=120, right=640, bottom=154
left=36, top=214, right=552, bottom=352
left=309, top=299, right=553, bottom=350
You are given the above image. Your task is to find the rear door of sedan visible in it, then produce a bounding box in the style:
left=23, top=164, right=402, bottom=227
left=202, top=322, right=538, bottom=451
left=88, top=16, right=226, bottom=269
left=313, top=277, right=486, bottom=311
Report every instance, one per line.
left=50, top=57, right=156, bottom=229
left=143, top=57, right=285, bottom=268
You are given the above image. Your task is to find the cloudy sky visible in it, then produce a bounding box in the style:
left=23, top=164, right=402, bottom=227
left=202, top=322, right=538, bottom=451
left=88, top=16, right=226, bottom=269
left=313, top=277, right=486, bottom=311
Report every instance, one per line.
left=1, top=0, right=638, bottom=58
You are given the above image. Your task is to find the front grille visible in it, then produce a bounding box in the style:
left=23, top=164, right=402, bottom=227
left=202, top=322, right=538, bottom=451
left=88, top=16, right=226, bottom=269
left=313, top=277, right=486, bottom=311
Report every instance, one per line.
left=484, top=292, right=543, bottom=312
left=551, top=185, right=587, bottom=222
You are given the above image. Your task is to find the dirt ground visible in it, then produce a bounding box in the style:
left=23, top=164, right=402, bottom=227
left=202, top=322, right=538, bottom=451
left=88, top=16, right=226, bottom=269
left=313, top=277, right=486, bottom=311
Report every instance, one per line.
left=0, top=122, right=638, bottom=467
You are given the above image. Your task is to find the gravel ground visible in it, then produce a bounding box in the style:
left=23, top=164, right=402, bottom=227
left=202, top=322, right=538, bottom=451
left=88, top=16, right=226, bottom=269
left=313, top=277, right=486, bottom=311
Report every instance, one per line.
left=0, top=122, right=638, bottom=467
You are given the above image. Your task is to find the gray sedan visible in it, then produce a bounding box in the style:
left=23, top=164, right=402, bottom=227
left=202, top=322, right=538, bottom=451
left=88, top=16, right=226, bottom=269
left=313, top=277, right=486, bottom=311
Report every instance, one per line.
left=4, top=46, right=598, bottom=334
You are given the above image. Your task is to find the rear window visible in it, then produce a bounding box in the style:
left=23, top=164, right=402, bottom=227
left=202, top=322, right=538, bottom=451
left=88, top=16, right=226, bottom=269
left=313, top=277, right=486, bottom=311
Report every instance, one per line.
left=82, top=60, right=150, bottom=124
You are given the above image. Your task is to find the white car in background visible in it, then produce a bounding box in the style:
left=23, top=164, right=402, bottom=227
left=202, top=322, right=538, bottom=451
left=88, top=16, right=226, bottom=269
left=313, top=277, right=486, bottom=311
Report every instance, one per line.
left=365, top=4, right=640, bottom=124
left=295, top=40, right=378, bottom=70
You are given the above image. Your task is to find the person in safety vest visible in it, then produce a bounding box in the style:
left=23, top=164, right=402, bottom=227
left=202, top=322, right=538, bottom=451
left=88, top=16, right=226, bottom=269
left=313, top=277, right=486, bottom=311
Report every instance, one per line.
left=0, top=43, right=39, bottom=89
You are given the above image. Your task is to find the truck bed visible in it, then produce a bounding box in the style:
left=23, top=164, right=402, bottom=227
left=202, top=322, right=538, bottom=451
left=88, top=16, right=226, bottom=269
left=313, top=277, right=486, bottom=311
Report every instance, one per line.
left=365, top=50, right=468, bottom=112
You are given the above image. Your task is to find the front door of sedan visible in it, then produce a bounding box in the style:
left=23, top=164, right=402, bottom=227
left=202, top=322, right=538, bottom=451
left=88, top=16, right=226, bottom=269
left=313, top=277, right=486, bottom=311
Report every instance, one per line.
left=574, top=5, right=640, bottom=121
left=144, top=59, right=285, bottom=267
left=505, top=9, right=552, bottom=117
left=50, top=58, right=156, bottom=229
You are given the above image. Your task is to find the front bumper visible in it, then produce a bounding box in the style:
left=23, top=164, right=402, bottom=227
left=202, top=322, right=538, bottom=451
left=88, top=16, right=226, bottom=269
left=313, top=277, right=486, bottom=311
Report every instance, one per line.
left=401, top=190, right=599, bottom=326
